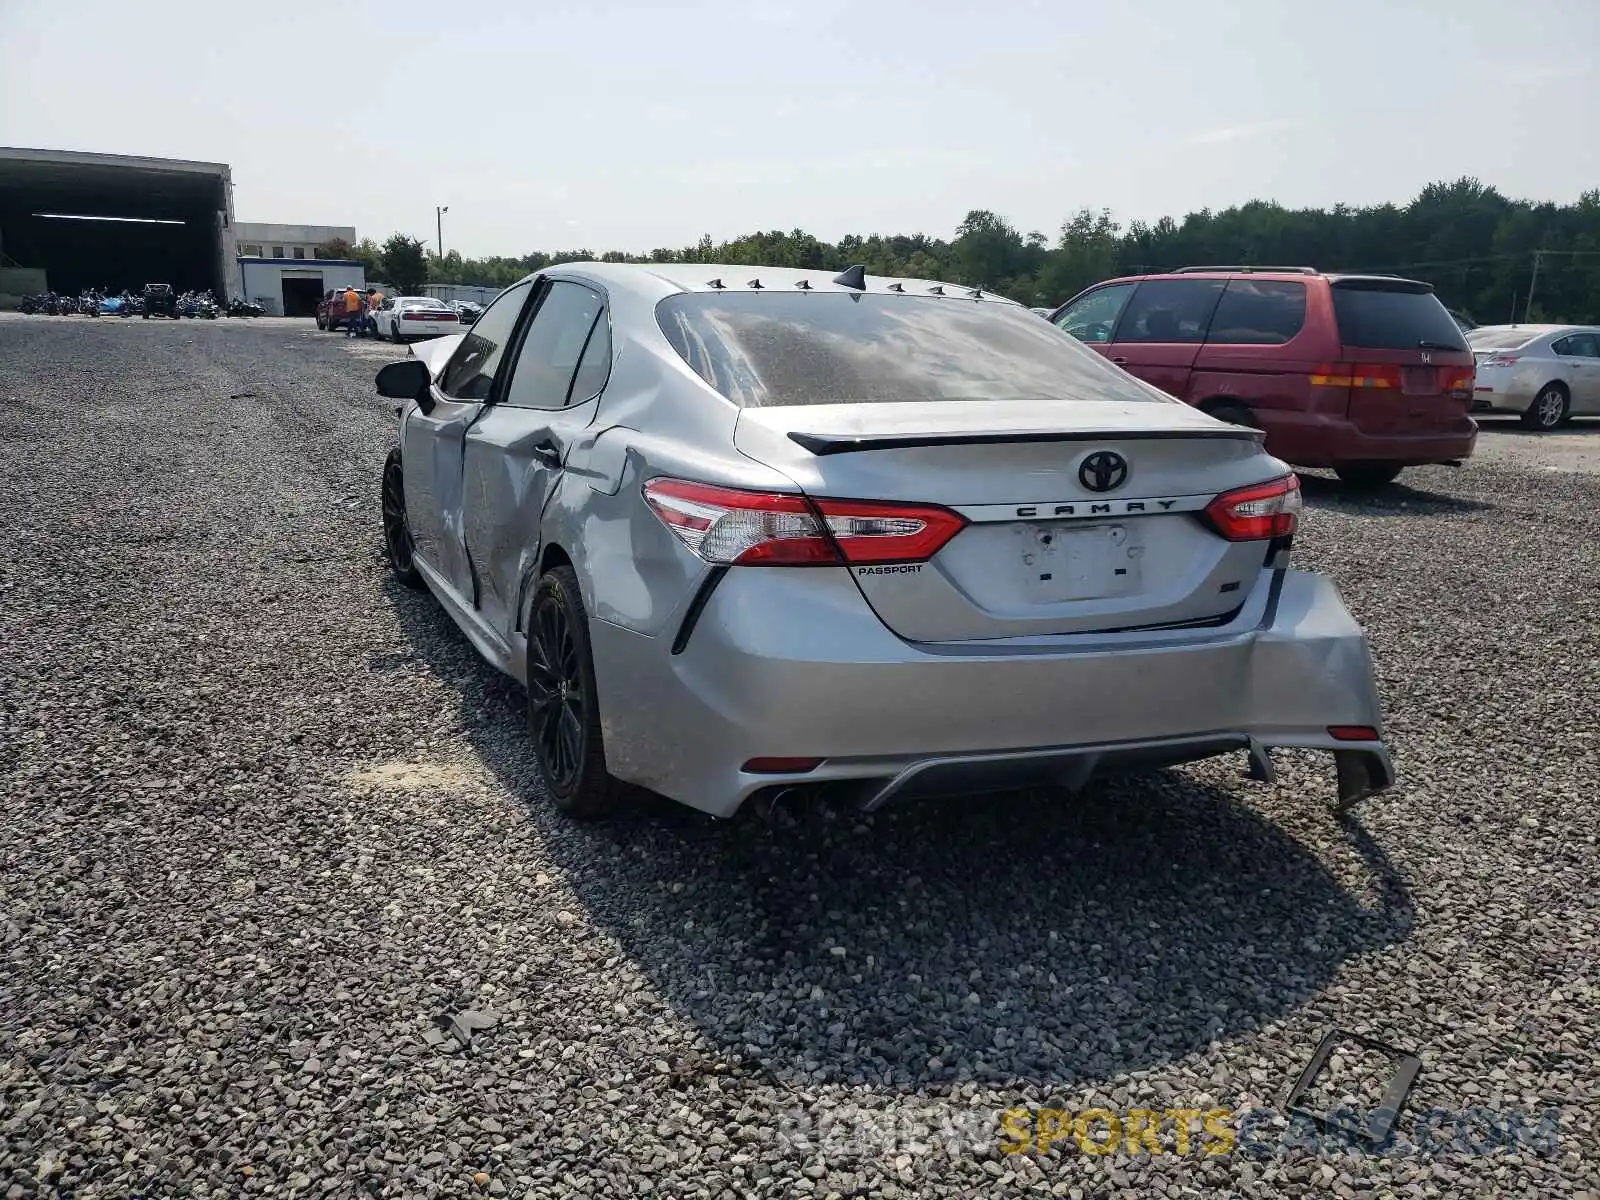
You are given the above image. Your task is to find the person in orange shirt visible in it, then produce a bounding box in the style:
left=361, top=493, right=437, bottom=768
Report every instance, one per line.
left=343, top=286, right=363, bottom=339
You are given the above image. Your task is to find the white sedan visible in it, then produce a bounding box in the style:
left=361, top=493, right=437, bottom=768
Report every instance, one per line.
left=1466, top=324, right=1600, bottom=430
left=374, top=296, right=462, bottom=343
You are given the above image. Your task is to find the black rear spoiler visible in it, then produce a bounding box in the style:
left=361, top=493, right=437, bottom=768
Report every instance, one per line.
left=788, top=427, right=1264, bottom=456
left=1328, top=275, right=1433, bottom=294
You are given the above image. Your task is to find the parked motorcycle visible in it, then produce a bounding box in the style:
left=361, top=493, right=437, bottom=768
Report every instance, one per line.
left=176, top=290, right=219, bottom=319
left=226, top=296, right=264, bottom=317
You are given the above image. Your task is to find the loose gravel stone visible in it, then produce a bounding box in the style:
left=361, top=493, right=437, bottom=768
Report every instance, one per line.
left=1, top=314, right=1597, bottom=1198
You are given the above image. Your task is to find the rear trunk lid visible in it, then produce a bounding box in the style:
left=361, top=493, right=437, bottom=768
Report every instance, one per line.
left=735, top=400, right=1287, bottom=642
left=1330, top=277, right=1474, bottom=435
left=1468, top=329, right=1541, bottom=400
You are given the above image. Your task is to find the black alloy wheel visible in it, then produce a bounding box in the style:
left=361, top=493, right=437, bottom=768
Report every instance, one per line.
left=526, top=566, right=620, bottom=818
left=528, top=592, right=584, bottom=791
left=380, top=449, right=423, bottom=589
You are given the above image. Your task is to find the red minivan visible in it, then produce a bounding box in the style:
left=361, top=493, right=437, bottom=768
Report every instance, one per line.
left=1047, top=267, right=1477, bottom=486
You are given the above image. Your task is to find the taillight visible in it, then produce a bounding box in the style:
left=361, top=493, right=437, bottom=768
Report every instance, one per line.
left=1203, top=475, right=1302, bottom=541
left=1479, top=354, right=1520, bottom=367
left=642, top=478, right=966, bottom=566
left=1444, top=367, right=1475, bottom=400
left=1310, top=363, right=1401, bottom=389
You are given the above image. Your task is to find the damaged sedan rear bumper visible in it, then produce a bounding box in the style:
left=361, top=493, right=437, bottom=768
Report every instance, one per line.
left=588, top=566, right=1394, bottom=820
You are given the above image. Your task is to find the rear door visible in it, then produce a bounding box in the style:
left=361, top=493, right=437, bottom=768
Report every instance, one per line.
left=1106, top=278, right=1226, bottom=400
left=402, top=280, right=535, bottom=600
left=461, top=279, right=612, bottom=640
left=1553, top=332, right=1600, bottom=413
left=1331, top=279, right=1474, bottom=433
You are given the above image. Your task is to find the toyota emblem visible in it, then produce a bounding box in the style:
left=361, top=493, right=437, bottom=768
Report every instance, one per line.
left=1078, top=450, right=1128, bottom=493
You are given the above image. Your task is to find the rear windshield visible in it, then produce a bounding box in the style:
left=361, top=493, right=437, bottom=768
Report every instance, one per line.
left=1331, top=285, right=1468, bottom=351
left=1466, top=328, right=1538, bottom=350
left=656, top=293, right=1167, bottom=408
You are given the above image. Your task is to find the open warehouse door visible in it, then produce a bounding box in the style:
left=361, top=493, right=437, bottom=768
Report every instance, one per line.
left=0, top=147, right=235, bottom=303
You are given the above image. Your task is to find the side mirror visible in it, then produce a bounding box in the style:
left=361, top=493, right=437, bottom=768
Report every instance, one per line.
left=376, top=359, right=434, bottom=414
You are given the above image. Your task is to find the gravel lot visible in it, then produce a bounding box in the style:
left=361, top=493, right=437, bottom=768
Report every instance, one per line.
left=2, top=314, right=1598, bottom=1199
left=1468, top=419, right=1600, bottom=477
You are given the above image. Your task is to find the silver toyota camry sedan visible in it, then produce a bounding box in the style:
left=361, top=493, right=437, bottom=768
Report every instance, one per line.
left=375, top=262, right=1394, bottom=820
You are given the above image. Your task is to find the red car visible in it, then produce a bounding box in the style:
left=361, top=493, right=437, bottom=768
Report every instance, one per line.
left=1047, top=267, right=1476, bottom=486
left=316, top=289, right=369, bottom=333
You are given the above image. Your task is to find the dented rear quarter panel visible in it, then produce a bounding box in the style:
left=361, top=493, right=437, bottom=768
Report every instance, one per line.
left=527, top=302, right=799, bottom=641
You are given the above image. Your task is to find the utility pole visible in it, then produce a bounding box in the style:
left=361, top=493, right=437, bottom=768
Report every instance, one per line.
left=1524, top=249, right=1543, bottom=324
left=436, top=206, right=449, bottom=258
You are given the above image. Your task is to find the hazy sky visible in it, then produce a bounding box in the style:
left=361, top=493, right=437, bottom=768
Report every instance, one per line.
left=1, top=0, right=1595, bottom=258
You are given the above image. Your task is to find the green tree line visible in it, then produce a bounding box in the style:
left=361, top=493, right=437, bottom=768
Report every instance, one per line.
left=330, top=179, right=1600, bottom=323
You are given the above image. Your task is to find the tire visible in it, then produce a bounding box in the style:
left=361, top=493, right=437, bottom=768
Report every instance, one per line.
left=1333, top=462, right=1405, bottom=488
left=141, top=313, right=148, bottom=320
left=1521, top=383, right=1569, bottom=431
left=380, top=449, right=425, bottom=590
left=315, top=315, right=326, bottom=331
left=526, top=565, right=622, bottom=819
left=391, top=321, right=402, bottom=343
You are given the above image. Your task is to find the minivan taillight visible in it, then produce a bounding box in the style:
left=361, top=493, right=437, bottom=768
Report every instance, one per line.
left=1310, top=363, right=1401, bottom=389
left=1203, top=475, right=1302, bottom=541
left=643, top=478, right=966, bottom=566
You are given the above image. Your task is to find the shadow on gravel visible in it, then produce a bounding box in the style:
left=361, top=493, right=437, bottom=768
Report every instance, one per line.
left=1298, top=472, right=1496, bottom=516
left=383, top=578, right=1415, bottom=1092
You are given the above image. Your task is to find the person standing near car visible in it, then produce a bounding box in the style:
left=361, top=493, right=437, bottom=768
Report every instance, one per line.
left=343, top=285, right=364, bottom=338
left=365, top=287, right=383, bottom=336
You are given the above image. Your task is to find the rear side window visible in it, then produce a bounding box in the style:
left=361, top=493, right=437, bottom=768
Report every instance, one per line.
left=567, top=314, right=612, bottom=403
left=1331, top=285, right=1468, bottom=350
left=1553, top=333, right=1600, bottom=358
left=1207, top=280, right=1307, bottom=345
left=504, top=281, right=607, bottom=409
left=1114, top=279, right=1225, bottom=343
left=657, top=293, right=1168, bottom=408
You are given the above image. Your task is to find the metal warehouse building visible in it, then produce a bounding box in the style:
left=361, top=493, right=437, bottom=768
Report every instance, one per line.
left=0, top=146, right=236, bottom=302
left=0, top=147, right=362, bottom=313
